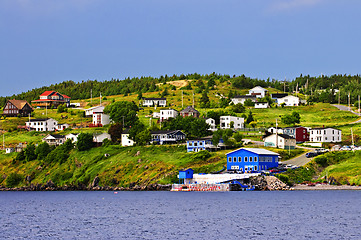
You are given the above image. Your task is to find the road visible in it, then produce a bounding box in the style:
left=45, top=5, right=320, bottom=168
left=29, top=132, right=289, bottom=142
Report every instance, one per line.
left=282, top=151, right=312, bottom=166
left=333, top=104, right=361, bottom=123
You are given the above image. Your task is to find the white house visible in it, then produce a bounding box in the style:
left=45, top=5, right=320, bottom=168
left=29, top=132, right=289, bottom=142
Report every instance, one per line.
left=93, top=133, right=111, bottom=146
left=309, top=128, right=342, bottom=143
left=142, top=98, right=167, bottom=107
left=152, top=112, right=161, bottom=118
left=267, top=127, right=283, bottom=134
left=231, top=95, right=257, bottom=105
left=121, top=130, right=135, bottom=146
left=255, top=102, right=269, bottom=109
left=206, top=118, right=217, bottom=131
left=56, top=123, right=70, bottom=131
left=92, top=111, right=111, bottom=126
left=263, top=134, right=296, bottom=149
left=278, top=95, right=300, bottom=107
left=5, top=148, right=14, bottom=154
left=160, top=109, right=178, bottom=122
left=248, top=86, right=268, bottom=98
left=42, top=134, right=66, bottom=146
left=220, top=116, right=244, bottom=130
left=26, top=118, right=58, bottom=131
left=65, top=133, right=79, bottom=143
left=85, top=105, right=105, bottom=117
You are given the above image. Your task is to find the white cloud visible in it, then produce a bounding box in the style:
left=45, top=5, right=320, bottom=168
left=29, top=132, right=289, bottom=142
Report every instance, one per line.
left=267, top=0, right=324, bottom=13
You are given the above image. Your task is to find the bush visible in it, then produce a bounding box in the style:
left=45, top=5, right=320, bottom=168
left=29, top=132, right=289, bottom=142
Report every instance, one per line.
left=6, top=173, right=23, bottom=188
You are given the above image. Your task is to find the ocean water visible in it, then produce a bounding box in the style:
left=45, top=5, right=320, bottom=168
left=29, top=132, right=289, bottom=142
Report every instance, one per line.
left=1, top=191, right=361, bottom=240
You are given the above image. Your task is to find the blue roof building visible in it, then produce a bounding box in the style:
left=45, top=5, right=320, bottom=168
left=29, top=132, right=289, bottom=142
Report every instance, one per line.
left=226, top=148, right=279, bottom=172
left=186, top=137, right=224, bottom=152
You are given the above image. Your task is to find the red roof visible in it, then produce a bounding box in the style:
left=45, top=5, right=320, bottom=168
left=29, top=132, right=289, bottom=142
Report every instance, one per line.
left=62, top=94, right=70, bottom=98
left=40, top=91, right=55, bottom=96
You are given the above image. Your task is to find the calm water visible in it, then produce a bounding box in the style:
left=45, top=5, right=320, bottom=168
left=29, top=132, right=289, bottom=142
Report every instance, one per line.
left=1, top=191, right=361, bottom=240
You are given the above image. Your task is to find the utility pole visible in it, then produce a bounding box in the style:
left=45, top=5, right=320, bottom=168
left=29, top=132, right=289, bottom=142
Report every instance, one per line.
left=100, top=92, right=102, bottom=106
left=338, top=90, right=340, bottom=105
left=276, top=118, right=278, bottom=148
left=359, top=95, right=360, bottom=116
left=351, top=128, right=355, bottom=151
left=182, top=90, right=184, bottom=108
left=348, top=92, right=351, bottom=111
left=192, top=91, right=194, bottom=108
left=3, top=133, right=5, bottom=150
left=91, top=89, right=93, bottom=103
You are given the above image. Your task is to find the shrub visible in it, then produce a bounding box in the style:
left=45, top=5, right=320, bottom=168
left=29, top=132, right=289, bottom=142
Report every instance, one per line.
left=6, top=173, right=23, bottom=188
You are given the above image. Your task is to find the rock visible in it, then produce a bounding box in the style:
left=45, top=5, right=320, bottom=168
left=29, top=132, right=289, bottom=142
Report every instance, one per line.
left=92, top=176, right=100, bottom=188
left=25, top=175, right=33, bottom=183
left=135, top=151, right=140, bottom=156
left=138, top=158, right=142, bottom=163
left=46, top=180, right=55, bottom=188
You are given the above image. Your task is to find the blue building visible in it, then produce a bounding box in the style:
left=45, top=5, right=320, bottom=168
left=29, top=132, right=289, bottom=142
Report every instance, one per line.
left=187, top=137, right=223, bottom=152
left=178, top=168, right=194, bottom=184
left=226, top=148, right=279, bottom=172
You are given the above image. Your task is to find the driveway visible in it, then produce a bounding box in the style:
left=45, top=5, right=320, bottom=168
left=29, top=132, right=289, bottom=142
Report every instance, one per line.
left=282, top=151, right=312, bottom=166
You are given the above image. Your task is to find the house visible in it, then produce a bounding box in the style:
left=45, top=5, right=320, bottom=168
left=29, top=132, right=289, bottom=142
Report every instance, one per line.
left=121, top=129, right=135, bottom=147
left=152, top=112, right=161, bottom=118
left=56, top=123, right=70, bottom=131
left=91, top=111, right=111, bottom=127
left=186, top=136, right=220, bottom=152
left=31, top=91, right=71, bottom=108
left=226, top=148, right=279, bottom=172
left=93, top=133, right=111, bottom=146
left=309, top=128, right=341, bottom=143
left=25, top=118, right=58, bottom=131
left=231, top=95, right=257, bottom=105
left=220, top=116, right=244, bottom=130
left=42, top=134, right=66, bottom=146
left=248, top=86, right=268, bottom=98
left=283, top=126, right=309, bottom=143
left=178, top=168, right=194, bottom=184
left=160, top=109, right=178, bottom=122
left=65, top=133, right=79, bottom=143
left=180, top=106, right=200, bottom=118
left=271, top=93, right=288, bottom=103
left=206, top=118, right=217, bottom=131
left=2, top=99, right=33, bottom=117
left=255, top=102, right=269, bottom=109
left=85, top=105, right=105, bottom=117
left=277, top=95, right=300, bottom=107
left=5, top=147, right=14, bottom=154
left=267, top=127, right=283, bottom=134
left=263, top=134, right=296, bottom=149
left=150, top=130, right=186, bottom=145
left=142, top=98, right=167, bottom=107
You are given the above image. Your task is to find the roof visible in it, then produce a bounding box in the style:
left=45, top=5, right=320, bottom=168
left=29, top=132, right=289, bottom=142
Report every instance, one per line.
left=143, top=97, right=166, bottom=100
left=255, top=102, right=268, bottom=104
left=86, top=105, right=104, bottom=111
left=32, top=99, right=67, bottom=102
left=227, top=148, right=279, bottom=156
left=311, top=127, right=341, bottom=131
left=40, top=91, right=55, bottom=96
left=264, top=133, right=295, bottom=139
left=151, top=130, right=185, bottom=135
left=28, top=118, right=50, bottom=122
left=160, top=108, right=177, bottom=112
left=7, top=99, right=33, bottom=110
left=271, top=93, right=288, bottom=98
left=44, top=134, right=65, bottom=139
left=250, top=86, right=268, bottom=92
left=280, top=95, right=299, bottom=100
left=62, top=95, right=71, bottom=99
left=232, top=95, right=257, bottom=99
left=180, top=106, right=199, bottom=114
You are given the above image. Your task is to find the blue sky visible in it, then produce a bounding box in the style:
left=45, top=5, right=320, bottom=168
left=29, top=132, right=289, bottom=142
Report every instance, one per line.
left=1, top=0, right=361, bottom=97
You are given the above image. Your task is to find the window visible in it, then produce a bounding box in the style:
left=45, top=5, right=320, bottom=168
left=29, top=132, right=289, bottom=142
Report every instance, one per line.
left=233, top=157, right=236, bottom=162
left=228, top=157, right=232, bottom=162
left=249, top=157, right=253, bottom=162
left=254, top=166, right=258, bottom=171
left=189, top=142, right=193, bottom=146
left=254, top=157, right=258, bottom=162
left=244, top=157, right=248, bottom=162
left=194, top=142, right=198, bottom=146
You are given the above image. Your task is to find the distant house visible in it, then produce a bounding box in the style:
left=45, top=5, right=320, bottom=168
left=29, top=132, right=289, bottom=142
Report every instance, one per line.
left=121, top=129, right=135, bottom=147
left=263, top=133, right=296, bottom=149
left=255, top=102, right=269, bottom=109
left=93, top=133, right=111, bottom=146
left=226, top=148, right=279, bottom=172
left=180, top=106, right=200, bottom=118
left=42, top=134, right=66, bottom=146
left=31, top=91, right=71, bottom=108
left=65, top=133, right=79, bottom=143
left=309, top=127, right=341, bottom=143
left=206, top=118, right=217, bottom=131
left=160, top=109, right=178, bottom=122
left=283, top=126, right=309, bottom=143
left=25, top=118, right=58, bottom=131
left=85, top=105, right=105, bottom=117
left=150, top=130, right=186, bottom=145
left=5, top=147, right=14, bottom=154
left=231, top=95, right=257, bottom=105
left=271, top=93, right=288, bottom=103
left=2, top=99, right=33, bottom=117
left=267, top=127, right=283, bottom=134
left=277, top=95, right=300, bottom=107
left=220, top=116, right=244, bottom=130
left=56, top=123, right=70, bottom=131
left=248, top=86, right=268, bottom=98
left=142, top=98, right=167, bottom=107
left=186, top=136, right=220, bottom=152
left=91, top=111, right=111, bottom=127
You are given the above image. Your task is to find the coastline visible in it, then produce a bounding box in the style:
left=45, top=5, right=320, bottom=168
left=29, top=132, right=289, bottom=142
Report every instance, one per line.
left=292, top=184, right=361, bottom=191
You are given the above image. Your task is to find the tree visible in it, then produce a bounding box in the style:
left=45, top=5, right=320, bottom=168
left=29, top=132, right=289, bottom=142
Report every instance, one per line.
left=249, top=121, right=257, bottom=128
left=104, top=101, right=139, bottom=128
left=233, top=132, right=243, bottom=143
left=129, top=121, right=146, bottom=142
left=76, top=133, right=94, bottom=151
left=24, top=143, right=37, bottom=162
left=219, top=98, right=230, bottom=108
left=281, top=111, right=301, bottom=125
left=246, top=111, right=254, bottom=124
left=137, top=91, right=143, bottom=100
left=15, top=150, right=26, bottom=162
left=134, top=129, right=151, bottom=146
left=35, top=142, right=51, bottom=160
left=57, top=104, right=67, bottom=113
left=108, top=123, right=123, bottom=143
left=189, top=118, right=211, bottom=138
left=161, top=88, right=169, bottom=97
left=244, top=99, right=255, bottom=107
left=200, top=91, right=210, bottom=108
left=232, top=103, right=245, bottom=113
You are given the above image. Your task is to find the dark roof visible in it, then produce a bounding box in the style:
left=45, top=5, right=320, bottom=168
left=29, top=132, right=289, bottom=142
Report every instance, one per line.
left=271, top=93, right=288, bottom=98
left=278, top=134, right=295, bottom=139
left=311, top=127, right=341, bottom=131
left=233, top=95, right=257, bottom=99
left=256, top=102, right=268, bottom=104
left=6, top=100, right=33, bottom=110
left=143, top=98, right=166, bottom=100
left=48, top=134, right=65, bottom=139
left=28, top=118, right=50, bottom=122
left=180, top=106, right=199, bottom=114
left=151, top=130, right=185, bottom=135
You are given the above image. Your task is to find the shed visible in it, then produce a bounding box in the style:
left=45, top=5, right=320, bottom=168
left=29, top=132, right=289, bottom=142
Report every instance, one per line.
left=179, top=169, right=194, bottom=179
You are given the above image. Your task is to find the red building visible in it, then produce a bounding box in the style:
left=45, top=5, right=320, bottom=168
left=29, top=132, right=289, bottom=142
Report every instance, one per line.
left=283, top=126, right=309, bottom=143
left=31, top=91, right=71, bottom=108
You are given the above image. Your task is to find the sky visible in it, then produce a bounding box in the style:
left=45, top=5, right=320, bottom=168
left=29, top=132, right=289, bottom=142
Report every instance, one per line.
left=1, top=0, right=361, bottom=97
